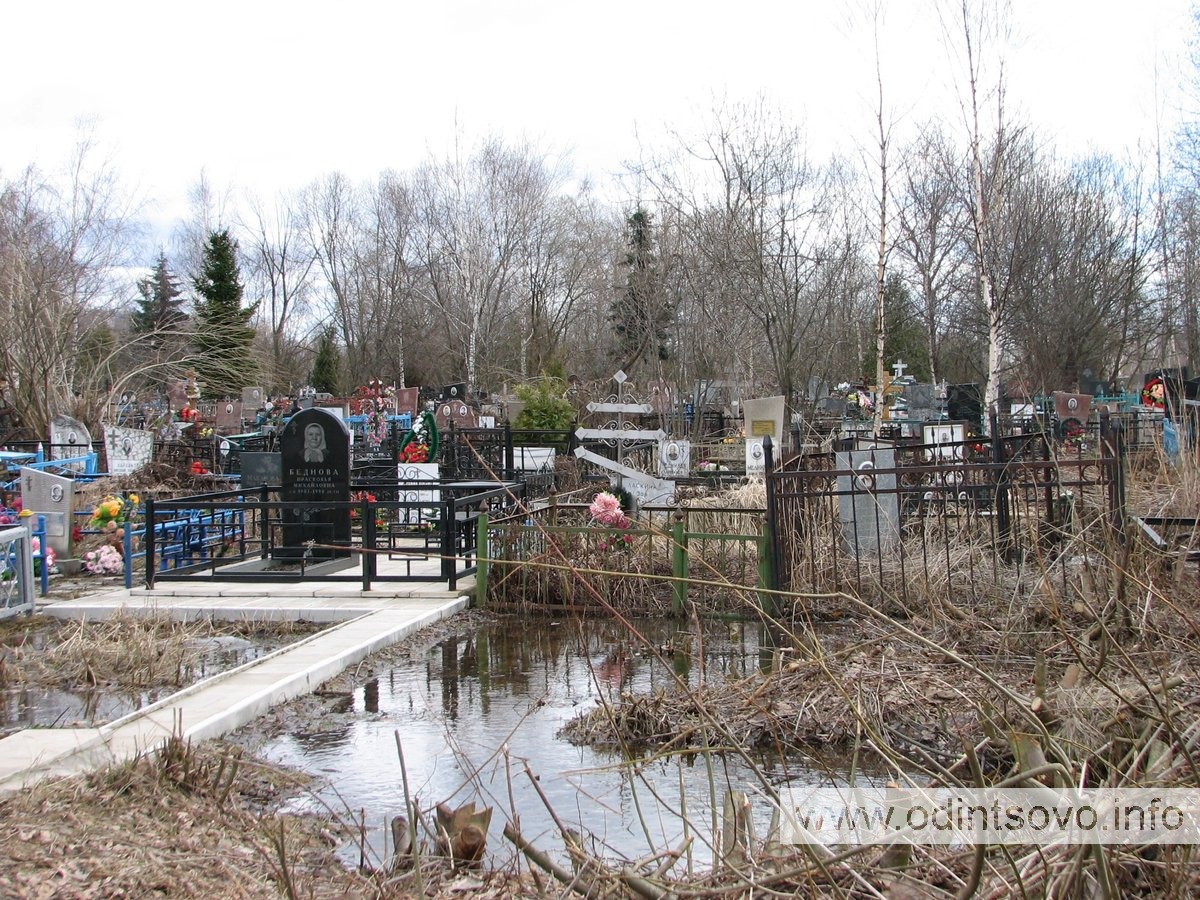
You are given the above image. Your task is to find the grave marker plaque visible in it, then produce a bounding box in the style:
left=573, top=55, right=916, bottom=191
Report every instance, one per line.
left=20, top=466, right=75, bottom=558
left=1052, top=391, right=1092, bottom=427
left=741, top=396, right=786, bottom=448
left=279, top=408, right=351, bottom=561
left=103, top=424, right=154, bottom=476
left=50, top=414, right=92, bottom=466
left=836, top=448, right=899, bottom=556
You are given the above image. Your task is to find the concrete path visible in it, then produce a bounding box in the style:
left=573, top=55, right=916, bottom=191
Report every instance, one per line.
left=0, top=566, right=472, bottom=794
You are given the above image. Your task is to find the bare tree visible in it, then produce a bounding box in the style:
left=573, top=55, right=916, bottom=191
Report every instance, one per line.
left=244, top=190, right=317, bottom=389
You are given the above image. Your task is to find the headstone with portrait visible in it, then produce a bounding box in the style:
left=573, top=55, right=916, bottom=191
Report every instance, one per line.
left=49, top=414, right=93, bottom=470
left=214, top=400, right=243, bottom=432
left=742, top=395, right=785, bottom=476
left=278, top=408, right=351, bottom=561
left=835, top=447, right=900, bottom=557
left=20, top=466, right=75, bottom=559
left=103, top=424, right=154, bottom=477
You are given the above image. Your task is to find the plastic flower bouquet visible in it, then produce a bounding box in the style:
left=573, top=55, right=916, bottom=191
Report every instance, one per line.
left=83, top=544, right=124, bottom=575
left=90, top=495, right=127, bottom=531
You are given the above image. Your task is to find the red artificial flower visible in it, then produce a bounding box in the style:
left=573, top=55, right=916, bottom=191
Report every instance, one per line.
left=191, top=461, right=209, bottom=475
left=399, top=442, right=429, bottom=464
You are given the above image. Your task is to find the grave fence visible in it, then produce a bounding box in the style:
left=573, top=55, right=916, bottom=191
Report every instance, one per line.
left=764, top=415, right=1126, bottom=607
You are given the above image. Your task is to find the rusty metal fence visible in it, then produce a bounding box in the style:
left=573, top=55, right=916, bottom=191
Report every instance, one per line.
left=765, top=417, right=1126, bottom=606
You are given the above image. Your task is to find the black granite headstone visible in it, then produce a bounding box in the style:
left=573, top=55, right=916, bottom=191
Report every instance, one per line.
left=279, top=408, right=351, bottom=560
left=241, top=452, right=282, bottom=490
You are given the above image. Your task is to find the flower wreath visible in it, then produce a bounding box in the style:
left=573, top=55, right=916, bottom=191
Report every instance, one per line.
left=398, top=409, right=440, bottom=464
left=1141, top=377, right=1166, bottom=410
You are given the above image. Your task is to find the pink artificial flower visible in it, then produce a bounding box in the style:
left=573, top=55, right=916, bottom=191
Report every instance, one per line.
left=589, top=492, right=630, bottom=528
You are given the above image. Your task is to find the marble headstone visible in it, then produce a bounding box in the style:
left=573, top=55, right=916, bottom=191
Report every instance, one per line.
left=103, top=424, right=154, bottom=476
left=745, top=437, right=768, bottom=476
left=742, top=396, right=786, bottom=447
left=658, top=439, right=691, bottom=479
left=50, top=414, right=92, bottom=465
left=279, top=408, right=351, bottom=560
left=20, top=466, right=75, bottom=558
left=904, top=384, right=937, bottom=421
left=836, top=448, right=900, bottom=556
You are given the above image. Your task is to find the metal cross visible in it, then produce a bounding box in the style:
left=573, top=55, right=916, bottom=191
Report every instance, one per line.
left=891, top=359, right=908, bottom=379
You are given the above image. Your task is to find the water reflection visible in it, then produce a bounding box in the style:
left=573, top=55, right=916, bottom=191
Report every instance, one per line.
left=0, top=636, right=283, bottom=737
left=262, top=617, right=831, bottom=869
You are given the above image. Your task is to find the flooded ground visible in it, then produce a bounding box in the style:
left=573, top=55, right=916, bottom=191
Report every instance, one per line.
left=248, top=614, right=849, bottom=870
left=1, top=626, right=313, bottom=736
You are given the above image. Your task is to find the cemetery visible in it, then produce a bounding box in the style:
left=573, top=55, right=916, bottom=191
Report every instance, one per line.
left=0, top=361, right=1198, bottom=898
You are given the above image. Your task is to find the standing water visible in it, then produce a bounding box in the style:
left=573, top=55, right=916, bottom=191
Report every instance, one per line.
left=257, top=615, right=834, bottom=870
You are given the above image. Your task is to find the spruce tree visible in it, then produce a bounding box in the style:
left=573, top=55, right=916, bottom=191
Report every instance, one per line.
left=611, top=208, right=672, bottom=373
left=192, top=230, right=258, bottom=399
left=310, top=326, right=341, bottom=394
left=132, top=251, right=188, bottom=334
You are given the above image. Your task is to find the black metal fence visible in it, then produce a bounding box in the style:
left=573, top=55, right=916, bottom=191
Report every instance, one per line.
left=143, top=478, right=524, bottom=592
left=765, top=416, right=1126, bottom=606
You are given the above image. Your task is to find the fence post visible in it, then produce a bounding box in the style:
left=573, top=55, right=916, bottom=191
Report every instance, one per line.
left=758, top=517, right=776, bottom=617
left=362, top=496, right=375, bottom=592
left=504, top=423, right=515, bottom=480
left=990, top=410, right=1012, bottom=552
left=762, top=436, right=782, bottom=593
left=671, top=512, right=687, bottom=616
left=442, top=497, right=456, bottom=589
left=1101, top=410, right=1127, bottom=536
left=145, top=496, right=156, bottom=589
left=475, top=502, right=490, bottom=608
left=123, top=517, right=134, bottom=590
left=35, top=515, right=48, bottom=596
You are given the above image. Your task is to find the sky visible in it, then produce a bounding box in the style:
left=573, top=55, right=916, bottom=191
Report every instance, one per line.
left=1, top=0, right=1195, bottom=248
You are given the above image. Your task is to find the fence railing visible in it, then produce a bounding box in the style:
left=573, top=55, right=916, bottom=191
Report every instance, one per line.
left=140, top=480, right=523, bottom=592
left=482, top=502, right=770, bottom=614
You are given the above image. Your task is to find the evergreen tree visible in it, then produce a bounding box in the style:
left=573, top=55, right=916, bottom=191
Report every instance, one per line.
left=861, top=274, right=932, bottom=383
left=310, top=326, right=341, bottom=394
left=192, top=229, right=258, bottom=399
left=132, top=251, right=187, bottom=334
left=611, top=208, right=672, bottom=373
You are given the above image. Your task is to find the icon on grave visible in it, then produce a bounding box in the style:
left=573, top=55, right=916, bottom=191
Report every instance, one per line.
left=67, top=431, right=78, bottom=445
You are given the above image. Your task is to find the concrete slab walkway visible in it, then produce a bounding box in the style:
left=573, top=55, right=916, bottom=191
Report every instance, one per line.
left=0, top=569, right=472, bottom=794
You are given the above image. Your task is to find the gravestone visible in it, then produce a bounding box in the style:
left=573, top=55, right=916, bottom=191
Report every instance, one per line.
left=1052, top=391, right=1092, bottom=428
left=279, top=408, right=351, bottom=561
left=240, top=452, right=282, bottom=490
left=817, top=397, right=848, bottom=416
left=904, top=384, right=937, bottom=421
left=102, top=425, right=154, bottom=476
left=214, top=400, right=243, bottom=431
left=436, top=398, right=477, bottom=431
left=658, top=439, right=691, bottom=479
left=742, top=395, right=785, bottom=476
left=394, top=387, right=420, bottom=416
left=50, top=414, right=92, bottom=465
left=20, top=467, right=75, bottom=559
left=835, top=448, right=899, bottom=556
left=441, top=383, right=467, bottom=402
left=923, top=423, right=966, bottom=462
left=242, top=386, right=266, bottom=411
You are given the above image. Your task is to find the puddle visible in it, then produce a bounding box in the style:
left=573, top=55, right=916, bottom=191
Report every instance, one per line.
left=0, top=634, right=289, bottom=735
left=259, top=617, right=846, bottom=869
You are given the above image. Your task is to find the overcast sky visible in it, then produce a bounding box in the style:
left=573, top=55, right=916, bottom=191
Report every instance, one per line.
left=2, top=0, right=1195, bottom=246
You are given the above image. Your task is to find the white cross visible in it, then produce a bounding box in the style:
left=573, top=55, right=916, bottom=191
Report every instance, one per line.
left=891, top=359, right=908, bottom=379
